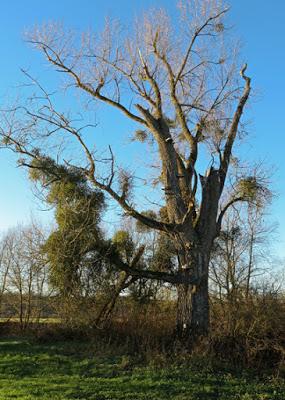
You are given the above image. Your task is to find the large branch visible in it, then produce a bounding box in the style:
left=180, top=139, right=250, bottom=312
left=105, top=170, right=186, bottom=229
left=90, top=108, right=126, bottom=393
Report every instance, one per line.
left=93, top=54, right=158, bottom=110
left=153, top=46, right=194, bottom=146
left=102, top=247, right=197, bottom=285
left=220, top=65, right=251, bottom=188
left=34, top=42, right=148, bottom=126
left=94, top=245, right=145, bottom=326
left=1, top=129, right=175, bottom=234
left=89, top=174, right=176, bottom=233
left=216, top=196, right=247, bottom=236
left=137, top=49, right=162, bottom=118
left=134, top=104, right=188, bottom=221
left=152, top=38, right=202, bottom=199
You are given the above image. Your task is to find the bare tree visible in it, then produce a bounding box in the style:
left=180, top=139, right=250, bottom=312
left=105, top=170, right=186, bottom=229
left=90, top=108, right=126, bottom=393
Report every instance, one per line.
left=1, top=0, right=268, bottom=339
left=0, top=235, right=12, bottom=316
left=211, top=206, right=274, bottom=297
left=0, top=224, right=49, bottom=328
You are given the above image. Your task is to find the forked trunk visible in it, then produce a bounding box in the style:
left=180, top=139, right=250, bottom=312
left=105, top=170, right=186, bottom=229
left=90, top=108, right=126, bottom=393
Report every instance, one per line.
left=176, top=250, right=209, bottom=340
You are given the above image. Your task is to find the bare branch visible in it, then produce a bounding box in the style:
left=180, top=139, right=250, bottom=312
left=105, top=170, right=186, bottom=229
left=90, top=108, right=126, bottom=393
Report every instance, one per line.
left=175, top=8, right=229, bottom=86
left=32, top=41, right=148, bottom=126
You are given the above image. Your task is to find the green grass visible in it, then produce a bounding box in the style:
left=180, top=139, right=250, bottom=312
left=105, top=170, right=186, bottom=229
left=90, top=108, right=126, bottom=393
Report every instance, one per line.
left=0, top=339, right=283, bottom=399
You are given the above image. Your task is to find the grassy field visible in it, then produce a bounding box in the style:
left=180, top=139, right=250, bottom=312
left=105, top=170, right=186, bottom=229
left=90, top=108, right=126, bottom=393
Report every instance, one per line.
left=0, top=338, right=284, bottom=399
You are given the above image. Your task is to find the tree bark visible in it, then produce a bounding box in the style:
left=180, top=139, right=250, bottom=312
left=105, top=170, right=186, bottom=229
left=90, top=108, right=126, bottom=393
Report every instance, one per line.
left=176, top=249, right=210, bottom=341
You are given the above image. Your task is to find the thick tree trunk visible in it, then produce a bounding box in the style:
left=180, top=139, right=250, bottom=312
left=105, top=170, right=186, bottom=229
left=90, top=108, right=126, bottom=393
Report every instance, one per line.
left=176, top=250, right=209, bottom=340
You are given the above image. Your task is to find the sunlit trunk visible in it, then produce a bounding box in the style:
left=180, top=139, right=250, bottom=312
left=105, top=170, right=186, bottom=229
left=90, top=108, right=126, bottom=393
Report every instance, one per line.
left=176, top=250, right=210, bottom=340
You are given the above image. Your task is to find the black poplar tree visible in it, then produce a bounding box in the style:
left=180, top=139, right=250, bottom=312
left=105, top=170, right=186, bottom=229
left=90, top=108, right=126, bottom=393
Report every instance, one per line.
left=1, top=0, right=267, bottom=339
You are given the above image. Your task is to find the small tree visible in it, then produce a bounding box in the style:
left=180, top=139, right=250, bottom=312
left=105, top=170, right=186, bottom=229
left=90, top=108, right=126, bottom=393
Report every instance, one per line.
left=0, top=235, right=12, bottom=315
left=0, top=223, right=49, bottom=327
left=211, top=204, right=274, bottom=298
left=1, top=0, right=270, bottom=339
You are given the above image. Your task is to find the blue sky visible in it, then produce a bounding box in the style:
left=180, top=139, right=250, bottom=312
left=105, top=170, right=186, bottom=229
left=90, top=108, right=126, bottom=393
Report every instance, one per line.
left=0, top=0, right=284, bottom=256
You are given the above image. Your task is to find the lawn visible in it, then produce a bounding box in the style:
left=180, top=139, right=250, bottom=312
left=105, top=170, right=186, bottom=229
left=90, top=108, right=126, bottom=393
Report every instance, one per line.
left=0, top=339, right=284, bottom=399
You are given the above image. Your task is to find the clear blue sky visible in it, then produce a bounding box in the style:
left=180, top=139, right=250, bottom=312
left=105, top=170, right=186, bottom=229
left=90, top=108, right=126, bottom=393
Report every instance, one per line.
left=0, top=1, right=284, bottom=256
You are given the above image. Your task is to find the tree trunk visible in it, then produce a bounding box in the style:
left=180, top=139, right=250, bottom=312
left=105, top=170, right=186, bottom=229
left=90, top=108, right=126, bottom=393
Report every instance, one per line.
left=176, top=250, right=209, bottom=340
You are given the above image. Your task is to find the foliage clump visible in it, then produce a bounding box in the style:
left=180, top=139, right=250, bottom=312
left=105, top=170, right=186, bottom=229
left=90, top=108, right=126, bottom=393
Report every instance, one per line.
left=30, top=157, right=107, bottom=299
left=237, top=176, right=271, bottom=206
